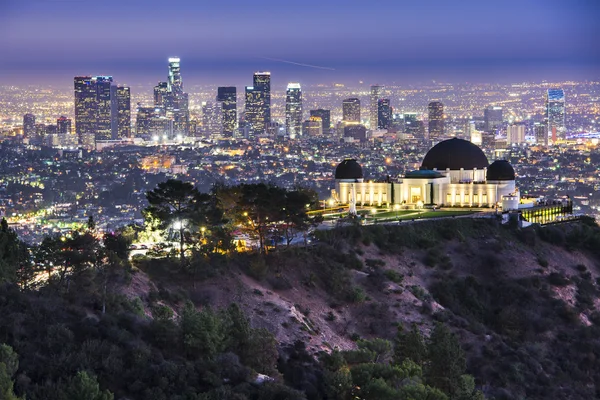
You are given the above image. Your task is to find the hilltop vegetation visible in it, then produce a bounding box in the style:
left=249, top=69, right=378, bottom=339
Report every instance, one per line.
left=1, top=203, right=600, bottom=398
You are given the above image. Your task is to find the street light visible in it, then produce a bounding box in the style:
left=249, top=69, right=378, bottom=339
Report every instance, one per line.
left=394, top=203, right=400, bottom=220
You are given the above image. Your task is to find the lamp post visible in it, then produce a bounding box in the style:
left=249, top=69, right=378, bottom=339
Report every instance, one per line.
left=394, top=204, right=400, bottom=220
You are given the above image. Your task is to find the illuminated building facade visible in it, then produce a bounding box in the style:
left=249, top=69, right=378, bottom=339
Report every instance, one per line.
left=343, top=124, right=367, bottom=142
left=310, top=109, right=330, bottom=133
left=285, top=83, right=303, bottom=137
left=369, top=85, right=384, bottom=128
left=484, top=106, right=503, bottom=133
left=74, top=76, right=117, bottom=143
left=534, top=123, right=548, bottom=146
left=333, top=139, right=517, bottom=209
left=116, top=86, right=131, bottom=138
left=545, top=88, right=566, bottom=142
left=428, top=101, right=444, bottom=139
left=253, top=72, right=271, bottom=131
left=303, top=116, right=322, bottom=137
left=202, top=102, right=222, bottom=137
left=136, top=106, right=172, bottom=138
left=342, top=98, right=361, bottom=123
left=153, top=82, right=169, bottom=108
left=507, top=124, right=526, bottom=144
left=23, top=114, right=35, bottom=139
left=377, top=99, right=391, bottom=129
left=217, top=86, right=237, bottom=137
left=245, top=86, right=264, bottom=136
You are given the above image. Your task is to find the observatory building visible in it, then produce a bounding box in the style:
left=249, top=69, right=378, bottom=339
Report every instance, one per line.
left=333, top=138, right=518, bottom=209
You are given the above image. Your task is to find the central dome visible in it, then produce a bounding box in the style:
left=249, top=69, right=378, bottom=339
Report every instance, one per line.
left=421, top=138, right=489, bottom=170
left=335, top=159, right=363, bottom=180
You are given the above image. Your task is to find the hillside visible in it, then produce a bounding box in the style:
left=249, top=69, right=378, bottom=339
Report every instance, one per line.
left=1, top=217, right=600, bottom=399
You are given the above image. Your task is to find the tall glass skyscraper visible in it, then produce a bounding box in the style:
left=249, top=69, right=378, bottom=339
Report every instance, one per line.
left=74, top=76, right=117, bottom=142
left=545, top=88, right=566, bottom=142
left=217, top=87, right=237, bottom=137
left=285, top=83, right=302, bottom=137
left=370, top=85, right=384, bottom=128
left=377, top=99, right=391, bottom=129
left=484, top=106, right=503, bottom=133
left=116, top=86, right=131, bottom=138
left=168, top=57, right=183, bottom=95
left=310, top=109, right=331, bottom=133
left=245, top=86, right=263, bottom=135
left=342, top=98, right=361, bottom=123
left=253, top=72, right=271, bottom=129
left=23, top=113, right=35, bottom=139
left=428, top=101, right=444, bottom=139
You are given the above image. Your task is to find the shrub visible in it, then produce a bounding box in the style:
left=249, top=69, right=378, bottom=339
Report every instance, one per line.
left=548, top=272, right=570, bottom=287
left=537, top=257, right=549, bottom=268
left=384, top=270, right=404, bottom=284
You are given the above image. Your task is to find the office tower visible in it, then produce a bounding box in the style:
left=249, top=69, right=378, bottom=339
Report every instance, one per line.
left=545, top=88, right=566, bottom=142
left=342, top=98, right=361, bottom=123
left=507, top=124, right=526, bottom=144
left=57, top=116, right=76, bottom=147
left=403, top=113, right=421, bottom=136
left=303, top=117, right=323, bottom=137
left=377, top=99, right=391, bottom=129
left=217, top=86, right=237, bottom=137
left=57, top=116, right=71, bottom=135
left=484, top=106, right=503, bottom=132
left=534, top=123, right=548, bottom=146
left=370, top=85, right=384, bottom=128
left=74, top=76, right=118, bottom=143
left=468, top=121, right=482, bottom=145
left=344, top=124, right=367, bottom=142
left=136, top=105, right=172, bottom=138
left=23, top=114, right=35, bottom=138
left=116, top=86, right=131, bottom=138
left=94, top=76, right=116, bottom=140
left=154, top=82, right=169, bottom=108
left=253, top=72, right=271, bottom=128
left=285, top=83, right=302, bottom=137
left=428, top=101, right=444, bottom=139
left=310, top=109, right=330, bottom=133
left=152, top=58, right=190, bottom=135
left=74, top=76, right=97, bottom=142
left=244, top=86, right=263, bottom=135
left=202, top=102, right=222, bottom=137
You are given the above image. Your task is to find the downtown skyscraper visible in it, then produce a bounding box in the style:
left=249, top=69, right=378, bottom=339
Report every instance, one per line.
left=217, top=87, right=237, bottom=137
left=370, top=85, right=384, bottom=128
left=285, top=83, right=302, bottom=137
left=244, top=72, right=271, bottom=136
left=116, top=86, right=131, bottom=138
left=428, top=101, right=444, bottom=139
left=377, top=99, right=391, bottom=129
left=545, top=88, right=566, bottom=142
left=74, top=76, right=118, bottom=143
left=342, top=98, right=361, bottom=123
left=152, top=58, right=190, bottom=136
left=310, top=109, right=331, bottom=134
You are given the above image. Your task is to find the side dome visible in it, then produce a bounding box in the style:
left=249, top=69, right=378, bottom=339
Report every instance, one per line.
left=335, top=159, right=363, bottom=180
left=486, top=160, right=515, bottom=181
left=421, top=138, right=489, bottom=170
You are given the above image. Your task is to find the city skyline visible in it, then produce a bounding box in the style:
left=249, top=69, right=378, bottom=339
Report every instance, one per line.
left=1, top=1, right=599, bottom=85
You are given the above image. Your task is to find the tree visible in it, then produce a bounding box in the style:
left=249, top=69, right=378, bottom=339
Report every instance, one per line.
left=87, top=215, right=96, bottom=232
left=145, top=179, right=201, bottom=263
left=62, top=371, right=114, bottom=400
left=281, top=188, right=323, bottom=247
left=0, top=344, right=24, bottom=400
left=0, top=219, right=31, bottom=288
left=425, top=323, right=467, bottom=396
left=395, top=324, right=428, bottom=366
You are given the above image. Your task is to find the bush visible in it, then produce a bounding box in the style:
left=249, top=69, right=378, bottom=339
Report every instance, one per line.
left=384, top=270, right=404, bottom=284
left=548, top=272, right=570, bottom=287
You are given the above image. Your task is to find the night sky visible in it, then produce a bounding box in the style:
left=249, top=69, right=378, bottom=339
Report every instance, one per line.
left=0, top=0, right=599, bottom=86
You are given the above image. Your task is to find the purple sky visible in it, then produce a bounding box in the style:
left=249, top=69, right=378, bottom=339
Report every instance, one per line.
left=0, top=0, right=598, bottom=86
